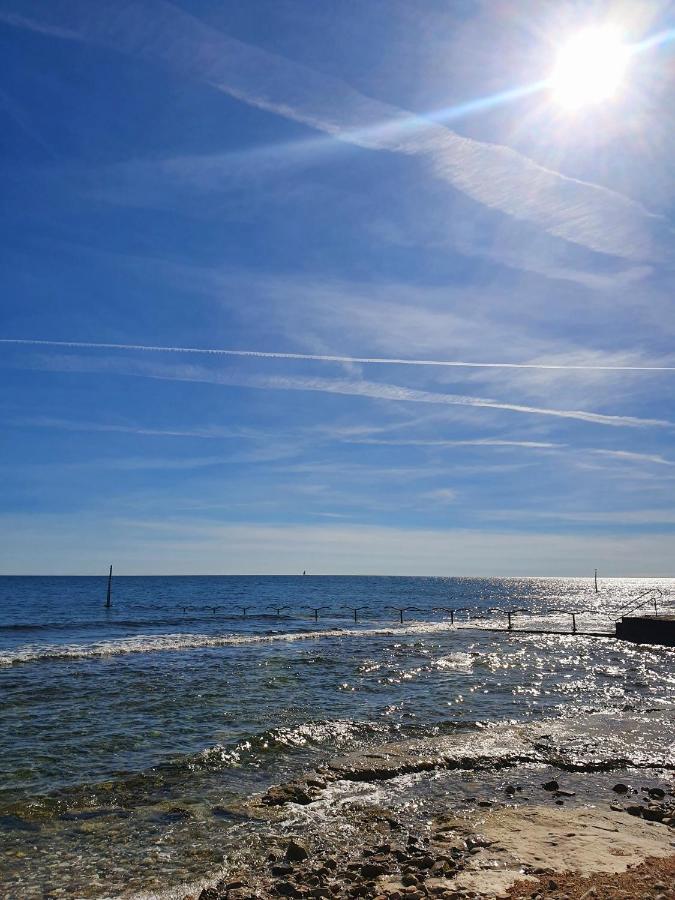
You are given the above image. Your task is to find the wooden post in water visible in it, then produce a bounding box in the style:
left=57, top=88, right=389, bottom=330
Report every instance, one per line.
left=105, top=564, right=113, bottom=608
left=594, top=569, right=599, bottom=593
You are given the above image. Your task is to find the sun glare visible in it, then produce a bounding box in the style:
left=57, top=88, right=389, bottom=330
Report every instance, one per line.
left=550, top=27, right=630, bottom=110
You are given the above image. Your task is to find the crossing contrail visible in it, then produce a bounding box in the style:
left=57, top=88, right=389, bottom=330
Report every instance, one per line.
left=1, top=338, right=675, bottom=372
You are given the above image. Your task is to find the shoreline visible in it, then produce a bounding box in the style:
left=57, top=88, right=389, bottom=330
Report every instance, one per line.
left=178, top=777, right=674, bottom=900
left=169, top=723, right=675, bottom=900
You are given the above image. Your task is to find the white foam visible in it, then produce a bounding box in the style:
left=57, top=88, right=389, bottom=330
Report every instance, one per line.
left=0, top=621, right=456, bottom=666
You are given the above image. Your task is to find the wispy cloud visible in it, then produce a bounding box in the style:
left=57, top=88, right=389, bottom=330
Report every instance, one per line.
left=3, top=338, right=675, bottom=372
left=590, top=449, right=675, bottom=466
left=2, top=0, right=668, bottom=262
left=344, top=438, right=562, bottom=449
left=422, top=488, right=458, bottom=504
left=10, top=415, right=249, bottom=440
left=18, top=353, right=673, bottom=429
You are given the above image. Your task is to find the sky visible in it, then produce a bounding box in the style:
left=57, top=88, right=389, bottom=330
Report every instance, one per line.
left=2, top=0, right=675, bottom=575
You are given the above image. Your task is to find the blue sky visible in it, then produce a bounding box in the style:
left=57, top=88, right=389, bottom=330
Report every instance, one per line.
left=2, top=0, right=675, bottom=575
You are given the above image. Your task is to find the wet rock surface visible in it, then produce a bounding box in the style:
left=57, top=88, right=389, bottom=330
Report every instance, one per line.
left=190, top=776, right=675, bottom=900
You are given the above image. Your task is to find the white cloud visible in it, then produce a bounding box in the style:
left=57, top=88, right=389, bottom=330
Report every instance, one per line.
left=23, top=353, right=672, bottom=429
left=3, top=0, right=669, bottom=262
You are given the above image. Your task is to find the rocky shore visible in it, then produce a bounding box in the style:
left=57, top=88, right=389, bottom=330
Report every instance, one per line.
left=183, top=777, right=674, bottom=900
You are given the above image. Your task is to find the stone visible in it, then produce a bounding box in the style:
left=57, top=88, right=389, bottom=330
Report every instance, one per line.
left=198, top=890, right=219, bottom=900
left=612, top=783, right=630, bottom=794
left=272, top=865, right=294, bottom=876
left=276, top=882, right=298, bottom=897
left=625, top=805, right=644, bottom=817
left=361, top=863, right=388, bottom=879
left=641, top=806, right=664, bottom=822
left=541, top=780, right=559, bottom=792
left=285, top=840, right=309, bottom=863
left=647, top=787, right=665, bottom=799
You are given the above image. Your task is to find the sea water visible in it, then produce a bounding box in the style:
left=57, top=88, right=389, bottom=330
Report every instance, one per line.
left=0, top=576, right=673, bottom=897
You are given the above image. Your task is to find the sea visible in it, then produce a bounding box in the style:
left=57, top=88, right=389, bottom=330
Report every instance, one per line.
left=0, top=575, right=673, bottom=898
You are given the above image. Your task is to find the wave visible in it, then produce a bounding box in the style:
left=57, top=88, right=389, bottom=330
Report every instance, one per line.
left=0, top=621, right=460, bottom=666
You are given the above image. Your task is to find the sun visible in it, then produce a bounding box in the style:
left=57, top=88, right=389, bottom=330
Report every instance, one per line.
left=549, top=27, right=630, bottom=110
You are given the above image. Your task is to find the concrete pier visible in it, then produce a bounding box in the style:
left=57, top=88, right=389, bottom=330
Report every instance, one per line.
left=615, top=614, right=675, bottom=648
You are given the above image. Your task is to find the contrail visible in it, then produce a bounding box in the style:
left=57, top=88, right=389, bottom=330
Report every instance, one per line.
left=2, top=338, right=675, bottom=372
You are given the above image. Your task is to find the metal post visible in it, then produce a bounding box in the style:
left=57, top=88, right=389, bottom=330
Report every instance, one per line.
left=572, top=613, right=577, bottom=634
left=450, top=609, right=455, bottom=625
left=507, top=611, right=512, bottom=631
left=105, top=565, right=112, bottom=609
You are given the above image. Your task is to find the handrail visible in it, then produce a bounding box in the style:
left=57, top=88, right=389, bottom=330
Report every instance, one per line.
left=615, top=588, right=664, bottom=621
left=387, top=606, right=423, bottom=624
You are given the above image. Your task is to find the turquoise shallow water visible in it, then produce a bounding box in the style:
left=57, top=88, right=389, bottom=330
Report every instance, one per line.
left=0, top=576, right=673, bottom=897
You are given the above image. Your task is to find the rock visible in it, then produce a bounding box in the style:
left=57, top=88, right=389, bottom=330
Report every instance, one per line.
left=265, top=784, right=314, bottom=806
left=625, top=804, right=643, bottom=817
left=612, top=783, right=630, bottom=794
left=162, top=806, right=192, bottom=821
left=477, top=800, right=492, bottom=807
left=641, top=806, right=664, bottom=822
left=285, top=840, right=309, bottom=863
left=272, top=864, right=293, bottom=876
left=504, top=785, right=516, bottom=795
left=401, top=874, right=419, bottom=887
left=554, top=789, right=576, bottom=798
left=276, top=881, right=298, bottom=897
left=541, top=780, right=559, bottom=792
left=647, top=787, right=665, bottom=799
left=361, top=863, right=388, bottom=879
left=198, top=889, right=220, bottom=900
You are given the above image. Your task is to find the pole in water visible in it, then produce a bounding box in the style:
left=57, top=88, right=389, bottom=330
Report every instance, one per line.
left=594, top=568, right=599, bottom=593
left=572, top=613, right=577, bottom=634
left=105, top=564, right=113, bottom=608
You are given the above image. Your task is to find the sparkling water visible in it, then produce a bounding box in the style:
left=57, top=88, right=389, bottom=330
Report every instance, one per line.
left=0, top=575, right=673, bottom=897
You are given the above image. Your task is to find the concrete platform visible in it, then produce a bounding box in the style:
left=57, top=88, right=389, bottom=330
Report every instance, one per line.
left=615, top=614, right=675, bottom=647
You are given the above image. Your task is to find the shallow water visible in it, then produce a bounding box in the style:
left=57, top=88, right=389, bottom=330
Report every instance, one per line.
left=0, top=576, right=673, bottom=898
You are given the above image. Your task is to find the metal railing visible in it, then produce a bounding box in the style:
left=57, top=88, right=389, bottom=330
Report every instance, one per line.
left=614, top=588, right=664, bottom=621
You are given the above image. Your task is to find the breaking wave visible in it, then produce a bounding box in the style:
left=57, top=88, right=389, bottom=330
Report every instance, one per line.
left=0, top=621, right=460, bottom=666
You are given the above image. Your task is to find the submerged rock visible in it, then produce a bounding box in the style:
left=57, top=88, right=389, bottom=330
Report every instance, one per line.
left=285, top=840, right=309, bottom=863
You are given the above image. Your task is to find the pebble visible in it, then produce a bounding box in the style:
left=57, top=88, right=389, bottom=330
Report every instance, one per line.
left=285, top=840, right=309, bottom=863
